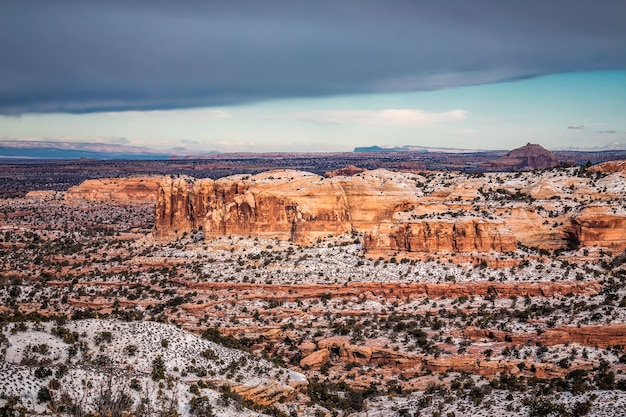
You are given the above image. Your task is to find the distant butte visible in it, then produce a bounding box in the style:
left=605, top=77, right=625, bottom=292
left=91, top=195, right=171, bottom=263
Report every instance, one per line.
left=482, top=142, right=560, bottom=171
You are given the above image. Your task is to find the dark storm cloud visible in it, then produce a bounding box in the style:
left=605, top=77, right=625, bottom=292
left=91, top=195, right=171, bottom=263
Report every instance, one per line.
left=1, top=0, right=625, bottom=114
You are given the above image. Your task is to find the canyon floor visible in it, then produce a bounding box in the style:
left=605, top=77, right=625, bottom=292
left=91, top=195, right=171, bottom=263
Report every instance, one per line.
left=1, top=163, right=626, bottom=416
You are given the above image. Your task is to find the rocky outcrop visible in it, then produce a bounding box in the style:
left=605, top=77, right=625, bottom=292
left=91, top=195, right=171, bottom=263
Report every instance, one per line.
left=156, top=171, right=353, bottom=244
left=300, top=348, right=330, bottom=368
left=230, top=380, right=297, bottom=405
left=305, top=336, right=419, bottom=369
left=155, top=169, right=424, bottom=245
left=324, top=165, right=366, bottom=178
left=364, top=219, right=518, bottom=254
left=155, top=176, right=215, bottom=238
left=497, top=206, right=572, bottom=250
left=333, top=169, right=424, bottom=231
left=464, top=324, right=626, bottom=349
left=571, top=206, right=626, bottom=251
left=66, top=176, right=162, bottom=203
left=299, top=336, right=592, bottom=380
left=589, top=159, right=626, bottom=173
left=155, top=166, right=626, bottom=254
left=482, top=143, right=560, bottom=171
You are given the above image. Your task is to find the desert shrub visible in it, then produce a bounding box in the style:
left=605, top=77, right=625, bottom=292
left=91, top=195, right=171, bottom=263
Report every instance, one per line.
left=189, top=396, right=215, bottom=417
left=152, top=355, right=166, bottom=381
left=95, top=331, right=113, bottom=345
left=522, top=396, right=571, bottom=417
left=34, top=366, right=52, bottom=379
left=200, top=348, right=217, bottom=360
left=124, top=344, right=138, bottom=356
left=201, top=328, right=252, bottom=351
left=37, top=386, right=51, bottom=403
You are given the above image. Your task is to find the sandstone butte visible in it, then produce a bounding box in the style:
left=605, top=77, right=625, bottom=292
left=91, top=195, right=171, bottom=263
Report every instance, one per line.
left=481, top=142, right=560, bottom=171
left=155, top=163, right=626, bottom=255
left=65, top=176, right=162, bottom=203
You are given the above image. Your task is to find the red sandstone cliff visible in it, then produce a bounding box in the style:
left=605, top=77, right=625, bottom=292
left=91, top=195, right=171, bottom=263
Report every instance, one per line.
left=571, top=206, right=626, bottom=250
left=364, top=219, right=518, bottom=254
left=154, top=167, right=626, bottom=254
left=156, top=171, right=352, bottom=244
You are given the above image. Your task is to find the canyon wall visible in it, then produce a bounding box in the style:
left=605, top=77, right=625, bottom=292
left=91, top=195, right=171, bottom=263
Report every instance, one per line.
left=364, top=219, right=518, bottom=254
left=156, top=171, right=352, bottom=244
left=155, top=164, right=626, bottom=254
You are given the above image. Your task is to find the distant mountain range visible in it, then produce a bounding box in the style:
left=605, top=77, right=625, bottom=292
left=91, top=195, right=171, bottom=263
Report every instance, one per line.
left=3, top=139, right=624, bottom=159
left=552, top=142, right=626, bottom=151
left=355, top=142, right=626, bottom=153
left=0, top=140, right=219, bottom=159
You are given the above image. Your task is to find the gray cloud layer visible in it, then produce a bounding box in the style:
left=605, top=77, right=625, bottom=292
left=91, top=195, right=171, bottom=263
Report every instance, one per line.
left=1, top=0, right=625, bottom=114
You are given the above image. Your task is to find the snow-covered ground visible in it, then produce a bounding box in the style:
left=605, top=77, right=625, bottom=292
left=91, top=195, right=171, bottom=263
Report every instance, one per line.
left=0, top=319, right=310, bottom=417
left=355, top=388, right=626, bottom=417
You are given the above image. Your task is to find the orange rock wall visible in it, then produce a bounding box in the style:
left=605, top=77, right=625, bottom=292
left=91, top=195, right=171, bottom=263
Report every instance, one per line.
left=572, top=206, right=626, bottom=250
left=157, top=172, right=352, bottom=244
left=364, top=219, right=518, bottom=254
left=154, top=167, right=626, bottom=253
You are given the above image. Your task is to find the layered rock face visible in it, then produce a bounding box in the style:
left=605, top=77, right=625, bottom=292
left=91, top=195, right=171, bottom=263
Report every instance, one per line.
left=157, top=171, right=352, bottom=244
left=156, top=169, right=424, bottom=244
left=590, top=159, right=626, bottom=173
left=572, top=206, right=626, bottom=250
left=156, top=176, right=215, bottom=238
left=483, top=143, right=560, bottom=171
left=155, top=164, right=626, bottom=254
left=365, top=219, right=518, bottom=254
left=66, top=176, right=162, bottom=203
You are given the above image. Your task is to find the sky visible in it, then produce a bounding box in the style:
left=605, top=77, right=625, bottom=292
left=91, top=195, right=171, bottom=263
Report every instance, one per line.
left=1, top=1, right=625, bottom=153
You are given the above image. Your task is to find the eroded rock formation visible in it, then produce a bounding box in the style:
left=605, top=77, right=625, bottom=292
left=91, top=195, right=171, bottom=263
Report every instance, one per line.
left=463, top=324, right=626, bottom=349
left=155, top=164, right=626, bottom=254
left=230, top=380, right=297, bottom=405
left=364, top=219, right=518, bottom=254
left=589, top=159, right=626, bottom=173
left=172, top=280, right=601, bottom=302
left=571, top=206, right=626, bottom=250
left=66, top=176, right=162, bottom=203
left=156, top=171, right=352, bottom=244
left=324, top=165, right=366, bottom=177
left=482, top=142, right=560, bottom=171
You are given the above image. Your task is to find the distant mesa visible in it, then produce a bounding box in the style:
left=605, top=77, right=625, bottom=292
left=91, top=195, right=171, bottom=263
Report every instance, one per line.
left=354, top=145, right=412, bottom=152
left=482, top=143, right=560, bottom=171
left=353, top=145, right=478, bottom=153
